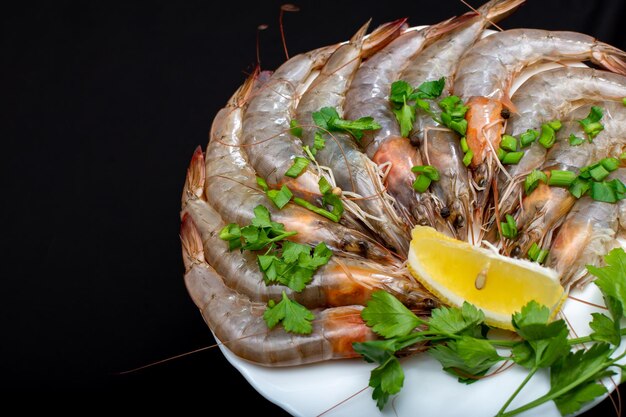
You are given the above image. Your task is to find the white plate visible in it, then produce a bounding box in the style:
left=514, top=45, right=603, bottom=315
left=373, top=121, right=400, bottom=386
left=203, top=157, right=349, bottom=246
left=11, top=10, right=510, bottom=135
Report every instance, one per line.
left=214, top=29, right=624, bottom=417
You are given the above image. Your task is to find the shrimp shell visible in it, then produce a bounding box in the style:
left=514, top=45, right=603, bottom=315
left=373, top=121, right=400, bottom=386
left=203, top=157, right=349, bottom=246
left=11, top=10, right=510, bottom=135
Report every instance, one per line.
left=204, top=73, right=396, bottom=263
left=181, top=214, right=378, bottom=367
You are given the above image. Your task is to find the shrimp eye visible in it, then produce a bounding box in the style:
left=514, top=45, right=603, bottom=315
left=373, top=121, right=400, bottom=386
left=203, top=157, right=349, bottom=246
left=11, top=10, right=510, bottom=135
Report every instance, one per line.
left=440, top=207, right=451, bottom=218
left=501, top=108, right=511, bottom=119
left=511, top=246, right=521, bottom=257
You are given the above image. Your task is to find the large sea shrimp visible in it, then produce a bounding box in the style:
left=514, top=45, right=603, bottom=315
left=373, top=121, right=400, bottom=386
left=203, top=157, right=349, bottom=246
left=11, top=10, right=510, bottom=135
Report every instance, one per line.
left=546, top=192, right=620, bottom=290
left=495, top=68, right=626, bottom=227
left=453, top=28, right=626, bottom=222
left=295, top=22, right=410, bottom=255
left=505, top=102, right=626, bottom=257
left=181, top=214, right=379, bottom=367
left=205, top=71, right=395, bottom=263
left=400, top=0, right=524, bottom=240
left=342, top=11, right=491, bottom=230
left=240, top=20, right=403, bottom=233
left=184, top=147, right=437, bottom=310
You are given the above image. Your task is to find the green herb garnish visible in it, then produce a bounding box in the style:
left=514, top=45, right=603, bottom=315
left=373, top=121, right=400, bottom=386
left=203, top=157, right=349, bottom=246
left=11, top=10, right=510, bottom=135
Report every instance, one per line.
left=578, top=106, right=604, bottom=140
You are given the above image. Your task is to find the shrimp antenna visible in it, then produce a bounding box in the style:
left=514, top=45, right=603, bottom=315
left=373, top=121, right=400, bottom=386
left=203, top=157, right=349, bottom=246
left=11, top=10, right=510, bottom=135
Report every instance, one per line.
left=279, top=4, right=300, bottom=60
left=116, top=344, right=217, bottom=374
left=459, top=0, right=504, bottom=32
left=256, top=24, right=268, bottom=68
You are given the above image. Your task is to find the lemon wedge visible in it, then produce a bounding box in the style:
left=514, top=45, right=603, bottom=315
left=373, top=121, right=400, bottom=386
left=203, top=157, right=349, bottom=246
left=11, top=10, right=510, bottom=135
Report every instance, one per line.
left=407, top=226, right=566, bottom=330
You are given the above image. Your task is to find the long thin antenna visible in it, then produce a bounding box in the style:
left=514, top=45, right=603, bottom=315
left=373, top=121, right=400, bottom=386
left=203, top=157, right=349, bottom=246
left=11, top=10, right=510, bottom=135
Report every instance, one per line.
left=116, top=344, right=216, bottom=375
left=256, top=24, right=269, bottom=67
left=279, top=4, right=300, bottom=60
left=460, top=0, right=505, bottom=32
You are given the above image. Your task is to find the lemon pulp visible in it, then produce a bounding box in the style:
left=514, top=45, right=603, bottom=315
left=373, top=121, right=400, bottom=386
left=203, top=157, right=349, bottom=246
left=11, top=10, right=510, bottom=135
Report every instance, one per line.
left=408, top=226, right=566, bottom=330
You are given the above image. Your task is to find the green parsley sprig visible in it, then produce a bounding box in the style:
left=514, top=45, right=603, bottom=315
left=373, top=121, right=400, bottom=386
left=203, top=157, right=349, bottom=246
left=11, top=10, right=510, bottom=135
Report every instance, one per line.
left=219, top=205, right=333, bottom=333
left=354, top=248, right=626, bottom=415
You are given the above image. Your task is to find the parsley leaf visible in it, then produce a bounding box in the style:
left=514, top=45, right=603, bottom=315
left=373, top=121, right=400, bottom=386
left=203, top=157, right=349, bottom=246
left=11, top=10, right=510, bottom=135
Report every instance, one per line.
left=429, top=336, right=503, bottom=383
left=428, top=302, right=485, bottom=337
left=389, top=80, right=414, bottom=104
left=361, top=290, right=423, bottom=338
left=312, top=106, right=381, bottom=142
left=369, top=356, right=404, bottom=410
left=392, top=98, right=415, bottom=138
left=552, top=382, right=607, bottom=415
left=588, top=247, right=626, bottom=313
left=263, top=291, right=315, bottom=334
left=589, top=311, right=621, bottom=346
left=409, top=77, right=445, bottom=100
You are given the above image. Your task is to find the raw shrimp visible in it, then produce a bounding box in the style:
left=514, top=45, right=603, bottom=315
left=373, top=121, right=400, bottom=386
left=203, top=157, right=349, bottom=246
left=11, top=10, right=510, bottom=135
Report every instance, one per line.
left=342, top=12, right=483, bottom=231
left=492, top=68, right=626, bottom=237
left=295, top=22, right=410, bottom=255
left=181, top=214, right=378, bottom=367
left=240, top=19, right=404, bottom=202
left=453, top=28, right=626, bottom=220
left=505, top=113, right=596, bottom=257
left=204, top=74, right=396, bottom=263
left=547, top=195, right=619, bottom=290
left=183, top=149, right=437, bottom=310
left=400, top=0, right=524, bottom=240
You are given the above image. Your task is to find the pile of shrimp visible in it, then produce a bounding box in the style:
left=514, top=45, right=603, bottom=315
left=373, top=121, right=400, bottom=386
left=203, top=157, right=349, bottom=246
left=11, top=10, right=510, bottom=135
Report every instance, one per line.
left=180, top=0, right=626, bottom=367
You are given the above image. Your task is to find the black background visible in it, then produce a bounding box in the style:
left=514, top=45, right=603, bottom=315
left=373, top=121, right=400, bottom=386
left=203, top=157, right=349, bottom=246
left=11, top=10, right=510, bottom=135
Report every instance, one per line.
left=3, top=0, right=626, bottom=414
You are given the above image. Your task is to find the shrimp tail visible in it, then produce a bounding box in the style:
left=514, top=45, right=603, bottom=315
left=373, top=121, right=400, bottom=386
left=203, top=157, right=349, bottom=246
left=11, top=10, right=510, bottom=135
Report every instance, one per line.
left=181, top=146, right=206, bottom=208
left=481, top=0, right=526, bottom=22
left=181, top=213, right=205, bottom=272
left=361, top=18, right=408, bottom=58
left=593, top=42, right=626, bottom=76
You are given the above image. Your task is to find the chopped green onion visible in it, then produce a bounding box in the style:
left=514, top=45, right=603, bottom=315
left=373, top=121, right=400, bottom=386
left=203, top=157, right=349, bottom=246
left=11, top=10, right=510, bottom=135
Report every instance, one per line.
left=501, top=214, right=518, bottom=239
left=267, top=185, right=293, bottom=209
left=412, top=175, right=432, bottom=193
left=610, top=178, right=626, bottom=200
left=289, top=119, right=303, bottom=138
left=520, top=129, right=539, bottom=147
left=590, top=181, right=617, bottom=203
left=547, top=120, right=562, bottom=131
left=497, top=147, right=507, bottom=161
left=293, top=197, right=339, bottom=222
left=547, top=170, right=577, bottom=187
left=524, top=170, right=548, bottom=195
left=285, top=157, right=310, bottom=178
left=256, top=176, right=269, bottom=191
left=623, top=98, right=626, bottom=106
left=538, top=124, right=556, bottom=148
left=590, top=165, right=610, bottom=181
left=568, top=134, right=584, bottom=146
left=578, top=106, right=604, bottom=140
left=318, top=176, right=332, bottom=195
left=569, top=177, right=591, bottom=198
left=528, top=242, right=548, bottom=264
left=411, top=165, right=440, bottom=181
left=501, top=151, right=524, bottom=165
left=500, top=135, right=518, bottom=152
left=463, top=150, right=473, bottom=167
left=460, top=136, right=469, bottom=153
left=601, top=157, right=620, bottom=172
